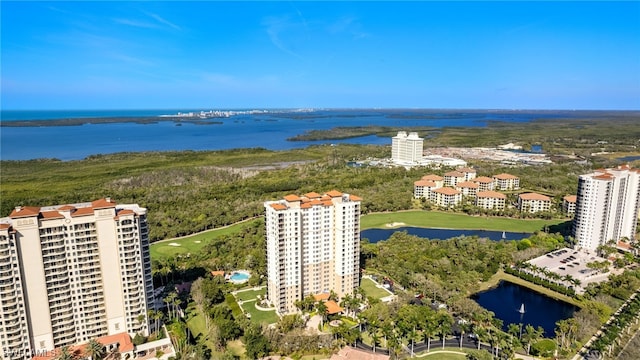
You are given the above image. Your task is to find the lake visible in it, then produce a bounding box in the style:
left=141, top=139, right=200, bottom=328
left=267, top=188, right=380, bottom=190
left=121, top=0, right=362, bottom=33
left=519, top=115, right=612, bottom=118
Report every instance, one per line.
left=361, top=227, right=531, bottom=243
left=0, top=109, right=593, bottom=161
left=473, top=281, right=576, bottom=337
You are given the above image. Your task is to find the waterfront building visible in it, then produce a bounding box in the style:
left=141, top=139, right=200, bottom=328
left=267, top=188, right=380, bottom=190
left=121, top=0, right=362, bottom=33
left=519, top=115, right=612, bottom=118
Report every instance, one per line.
left=391, top=131, right=424, bottom=164
left=0, top=198, right=154, bottom=357
left=264, top=191, right=361, bottom=315
left=457, top=167, right=477, bottom=181
left=444, top=171, right=466, bottom=187
left=414, top=180, right=438, bottom=199
left=475, top=191, right=507, bottom=210
left=518, top=193, right=552, bottom=213
left=471, top=176, right=495, bottom=192
left=455, top=181, right=479, bottom=197
left=562, top=195, right=577, bottom=216
left=493, top=173, right=520, bottom=190
left=430, top=187, right=462, bottom=208
left=572, top=165, right=640, bottom=251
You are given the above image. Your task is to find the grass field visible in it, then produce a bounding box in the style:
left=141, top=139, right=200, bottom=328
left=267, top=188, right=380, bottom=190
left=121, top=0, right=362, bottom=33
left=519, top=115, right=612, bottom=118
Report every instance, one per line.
left=361, top=211, right=564, bottom=233
left=234, top=288, right=266, bottom=302
left=360, top=277, right=393, bottom=299
left=150, top=219, right=258, bottom=259
left=240, top=300, right=280, bottom=325
left=415, top=351, right=467, bottom=359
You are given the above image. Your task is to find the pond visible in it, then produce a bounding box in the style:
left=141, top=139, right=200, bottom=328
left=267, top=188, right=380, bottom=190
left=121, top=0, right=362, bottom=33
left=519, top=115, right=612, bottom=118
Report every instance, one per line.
left=473, top=281, right=576, bottom=337
left=361, top=227, right=531, bottom=243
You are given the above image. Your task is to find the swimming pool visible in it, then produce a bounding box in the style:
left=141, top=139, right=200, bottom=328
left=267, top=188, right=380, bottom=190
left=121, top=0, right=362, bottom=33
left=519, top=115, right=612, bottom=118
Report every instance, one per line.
left=229, top=271, right=250, bottom=283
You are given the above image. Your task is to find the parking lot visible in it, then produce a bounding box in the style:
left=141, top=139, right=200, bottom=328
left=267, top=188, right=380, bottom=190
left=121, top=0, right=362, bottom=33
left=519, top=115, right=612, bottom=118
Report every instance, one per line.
left=527, top=248, right=614, bottom=293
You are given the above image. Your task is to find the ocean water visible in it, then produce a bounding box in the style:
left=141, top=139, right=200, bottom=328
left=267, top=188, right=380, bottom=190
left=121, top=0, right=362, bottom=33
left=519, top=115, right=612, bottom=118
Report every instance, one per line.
left=0, top=109, right=585, bottom=161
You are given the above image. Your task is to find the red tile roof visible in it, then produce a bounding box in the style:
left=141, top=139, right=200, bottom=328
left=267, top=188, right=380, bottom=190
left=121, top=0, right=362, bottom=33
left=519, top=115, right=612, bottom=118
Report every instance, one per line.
left=563, top=195, right=577, bottom=203
left=325, top=300, right=343, bottom=315
left=476, top=191, right=506, bottom=199
left=444, top=171, right=465, bottom=177
left=40, top=210, right=65, bottom=220
left=58, top=205, right=76, bottom=211
left=211, top=270, right=225, bottom=276
left=270, top=203, right=287, bottom=211
left=421, top=174, right=443, bottom=181
left=593, top=173, right=614, bottom=180
left=414, top=180, right=436, bottom=187
left=456, top=181, right=479, bottom=189
left=349, top=195, right=363, bottom=202
left=71, top=207, right=94, bottom=217
left=284, top=194, right=302, bottom=202
left=304, top=192, right=322, bottom=199
left=9, top=206, right=41, bottom=218
left=0, top=224, right=11, bottom=230
left=519, top=192, right=551, bottom=201
left=326, top=190, right=343, bottom=197
left=313, top=293, right=330, bottom=301
left=493, top=173, right=519, bottom=180
left=433, top=187, right=461, bottom=196
left=91, top=198, right=117, bottom=209
left=33, top=333, right=133, bottom=360
left=472, top=176, right=494, bottom=183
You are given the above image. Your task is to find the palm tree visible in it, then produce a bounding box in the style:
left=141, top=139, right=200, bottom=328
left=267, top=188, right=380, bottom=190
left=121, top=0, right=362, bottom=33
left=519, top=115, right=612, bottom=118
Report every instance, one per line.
left=86, top=339, right=105, bottom=360
left=164, top=292, right=177, bottom=320
left=459, top=321, right=471, bottom=349
left=315, top=301, right=328, bottom=328
left=55, top=346, right=76, bottom=360
left=436, top=311, right=453, bottom=349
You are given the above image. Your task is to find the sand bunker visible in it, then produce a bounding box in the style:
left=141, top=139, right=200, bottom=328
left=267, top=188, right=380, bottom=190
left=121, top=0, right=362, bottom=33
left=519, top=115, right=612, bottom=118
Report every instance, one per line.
left=168, top=242, right=181, bottom=247
left=385, top=222, right=406, bottom=228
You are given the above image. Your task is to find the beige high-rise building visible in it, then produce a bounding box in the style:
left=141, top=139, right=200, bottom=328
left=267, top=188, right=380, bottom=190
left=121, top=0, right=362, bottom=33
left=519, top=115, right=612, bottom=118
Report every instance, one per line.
left=391, top=131, right=424, bottom=164
left=572, top=165, right=640, bottom=250
left=0, top=198, right=154, bottom=359
left=264, top=191, right=361, bottom=315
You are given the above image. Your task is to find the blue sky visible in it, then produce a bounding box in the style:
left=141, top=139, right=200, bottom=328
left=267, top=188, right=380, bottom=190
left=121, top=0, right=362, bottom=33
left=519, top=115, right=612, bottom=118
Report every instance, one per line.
left=2, top=1, right=639, bottom=110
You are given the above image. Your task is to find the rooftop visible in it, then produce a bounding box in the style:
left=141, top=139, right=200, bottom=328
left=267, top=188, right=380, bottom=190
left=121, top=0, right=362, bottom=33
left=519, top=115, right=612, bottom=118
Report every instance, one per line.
left=476, top=191, right=506, bottom=199
left=519, top=192, right=551, bottom=201
left=493, top=173, right=519, bottom=180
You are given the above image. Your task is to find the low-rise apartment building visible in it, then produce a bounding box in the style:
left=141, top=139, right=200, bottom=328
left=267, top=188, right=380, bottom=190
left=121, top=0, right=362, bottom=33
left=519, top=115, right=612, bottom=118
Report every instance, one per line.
left=414, top=180, right=438, bottom=199
left=430, top=187, right=462, bottom=208
left=562, top=195, right=577, bottom=216
left=457, top=167, right=477, bottom=181
left=455, top=181, right=479, bottom=197
left=444, top=171, right=466, bottom=187
left=475, top=191, right=507, bottom=210
left=493, top=173, right=520, bottom=190
left=472, top=176, right=495, bottom=192
left=518, top=193, right=552, bottom=213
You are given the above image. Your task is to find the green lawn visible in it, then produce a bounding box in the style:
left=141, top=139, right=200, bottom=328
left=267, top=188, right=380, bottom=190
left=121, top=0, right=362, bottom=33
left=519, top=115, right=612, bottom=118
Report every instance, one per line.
left=360, top=277, right=393, bottom=299
left=416, top=351, right=467, bottom=359
left=234, top=288, right=266, bottom=302
left=361, top=211, right=563, bottom=233
left=150, top=219, right=258, bottom=259
left=240, top=300, right=280, bottom=325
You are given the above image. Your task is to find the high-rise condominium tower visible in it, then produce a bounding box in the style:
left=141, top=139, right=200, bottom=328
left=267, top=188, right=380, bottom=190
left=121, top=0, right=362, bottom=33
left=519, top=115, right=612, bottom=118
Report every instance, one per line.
left=572, top=165, right=640, bottom=250
left=391, top=131, right=424, bottom=163
left=0, top=198, right=154, bottom=358
left=264, top=191, right=361, bottom=315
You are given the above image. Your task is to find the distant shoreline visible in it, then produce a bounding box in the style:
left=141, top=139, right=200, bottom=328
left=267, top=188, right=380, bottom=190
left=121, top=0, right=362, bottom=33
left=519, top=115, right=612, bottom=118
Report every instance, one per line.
left=0, top=116, right=225, bottom=127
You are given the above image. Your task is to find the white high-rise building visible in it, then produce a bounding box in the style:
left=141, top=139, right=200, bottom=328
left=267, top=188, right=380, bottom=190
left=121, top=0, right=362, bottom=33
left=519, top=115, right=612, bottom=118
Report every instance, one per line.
left=264, top=191, right=361, bottom=315
left=391, top=131, right=424, bottom=163
left=0, top=198, right=154, bottom=358
left=572, top=165, right=640, bottom=250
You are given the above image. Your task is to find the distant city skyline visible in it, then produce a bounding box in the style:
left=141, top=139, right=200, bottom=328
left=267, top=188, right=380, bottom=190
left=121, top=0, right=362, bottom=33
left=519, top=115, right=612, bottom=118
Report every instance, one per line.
left=2, top=1, right=639, bottom=110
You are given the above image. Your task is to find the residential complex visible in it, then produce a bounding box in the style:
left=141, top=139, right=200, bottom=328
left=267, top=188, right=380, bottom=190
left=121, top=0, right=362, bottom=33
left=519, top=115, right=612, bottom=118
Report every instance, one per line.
left=493, top=173, right=520, bottom=190
left=264, top=191, right=361, bottom=315
left=518, top=193, right=552, bottom=213
left=391, top=131, right=423, bottom=164
left=414, top=169, right=521, bottom=211
left=572, top=165, right=640, bottom=251
left=0, top=198, right=154, bottom=358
